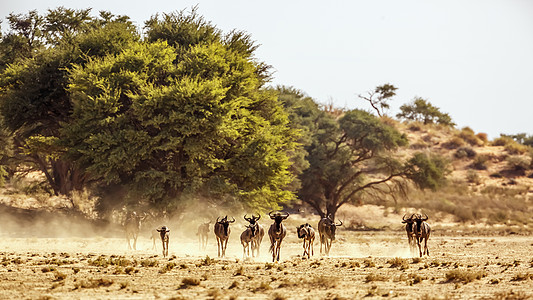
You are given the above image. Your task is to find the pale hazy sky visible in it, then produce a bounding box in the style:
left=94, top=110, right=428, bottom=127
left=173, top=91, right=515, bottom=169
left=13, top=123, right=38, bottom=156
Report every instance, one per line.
left=2, top=0, right=532, bottom=138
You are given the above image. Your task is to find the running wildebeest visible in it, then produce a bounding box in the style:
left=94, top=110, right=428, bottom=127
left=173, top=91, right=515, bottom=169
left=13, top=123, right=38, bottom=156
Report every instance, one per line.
left=157, top=226, right=170, bottom=257
left=402, top=214, right=417, bottom=256
left=296, top=223, right=315, bottom=258
left=196, top=221, right=210, bottom=251
left=268, top=211, right=289, bottom=262
left=214, top=216, right=235, bottom=258
left=413, top=213, right=431, bottom=257
left=318, top=216, right=343, bottom=256
left=124, top=211, right=144, bottom=250
left=244, top=214, right=264, bottom=257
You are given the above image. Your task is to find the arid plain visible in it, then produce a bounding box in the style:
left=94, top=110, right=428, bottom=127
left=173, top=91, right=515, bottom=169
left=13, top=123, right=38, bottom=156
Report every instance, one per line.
left=1, top=214, right=532, bottom=300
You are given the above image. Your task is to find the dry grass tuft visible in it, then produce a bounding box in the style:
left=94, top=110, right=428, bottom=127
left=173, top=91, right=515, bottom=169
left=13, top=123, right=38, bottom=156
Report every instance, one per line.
left=179, top=277, right=201, bottom=289
left=387, top=257, right=409, bottom=270
left=445, top=269, right=487, bottom=283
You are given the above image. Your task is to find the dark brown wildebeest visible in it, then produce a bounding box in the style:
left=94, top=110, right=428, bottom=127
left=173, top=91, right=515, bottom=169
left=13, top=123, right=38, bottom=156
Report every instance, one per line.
left=318, top=217, right=343, bottom=256
left=296, top=223, right=315, bottom=259
left=268, top=211, right=289, bottom=262
left=214, top=216, right=235, bottom=258
left=196, top=221, right=210, bottom=251
left=401, top=214, right=417, bottom=256
left=157, top=226, right=170, bottom=257
left=413, top=213, right=431, bottom=257
left=124, top=211, right=144, bottom=250
left=244, top=214, right=264, bottom=257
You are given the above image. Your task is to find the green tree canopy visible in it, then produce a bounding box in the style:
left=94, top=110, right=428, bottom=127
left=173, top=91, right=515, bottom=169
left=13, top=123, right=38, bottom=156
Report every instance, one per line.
left=396, top=97, right=455, bottom=126
left=285, top=94, right=449, bottom=219
left=64, top=14, right=297, bottom=211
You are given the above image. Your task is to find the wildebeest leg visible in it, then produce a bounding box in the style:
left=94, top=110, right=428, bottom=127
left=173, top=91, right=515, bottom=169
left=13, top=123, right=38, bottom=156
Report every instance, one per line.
left=223, top=238, right=228, bottom=258
left=424, top=238, right=429, bottom=256
left=133, top=235, right=137, bottom=250
left=276, top=241, right=282, bottom=262
left=216, top=237, right=221, bottom=257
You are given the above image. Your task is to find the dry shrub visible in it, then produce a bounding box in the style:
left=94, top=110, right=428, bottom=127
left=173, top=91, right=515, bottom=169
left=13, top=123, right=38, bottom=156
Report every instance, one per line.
left=140, top=259, right=158, bottom=267
left=476, top=132, right=488, bottom=144
left=510, top=273, right=533, bottom=281
left=445, top=269, right=487, bottom=283
left=471, top=155, right=490, bottom=170
left=442, top=136, right=465, bottom=149
left=363, top=258, right=376, bottom=268
left=408, top=122, right=422, bottom=131
left=458, top=127, right=483, bottom=146
left=454, top=146, right=477, bottom=159
left=179, top=277, right=200, bottom=289
left=466, top=170, right=482, bottom=184
left=506, top=155, right=531, bottom=172
left=505, top=143, right=529, bottom=155
left=410, top=142, right=429, bottom=149
left=310, top=275, right=337, bottom=288
left=492, top=136, right=514, bottom=146
left=387, top=257, right=409, bottom=270
left=75, top=278, right=114, bottom=289
left=254, top=281, right=272, bottom=291
left=486, top=290, right=530, bottom=300
left=365, top=273, right=388, bottom=282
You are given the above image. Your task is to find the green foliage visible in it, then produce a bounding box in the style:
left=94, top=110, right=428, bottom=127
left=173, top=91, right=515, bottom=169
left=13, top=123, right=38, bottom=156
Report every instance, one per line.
left=396, top=97, right=455, bottom=126
left=359, top=83, right=398, bottom=117
left=405, top=153, right=449, bottom=191
left=64, top=15, right=296, bottom=209
left=297, top=106, right=410, bottom=218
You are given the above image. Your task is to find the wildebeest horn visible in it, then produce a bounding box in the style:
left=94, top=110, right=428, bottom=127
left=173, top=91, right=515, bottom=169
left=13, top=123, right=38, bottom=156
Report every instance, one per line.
left=216, top=216, right=220, bottom=223
left=402, top=214, right=408, bottom=221
left=335, top=220, right=343, bottom=226
left=254, top=214, right=261, bottom=221
left=422, top=213, right=428, bottom=221
left=244, top=214, right=251, bottom=222
left=268, top=211, right=276, bottom=219
left=229, top=217, right=235, bottom=223
left=281, top=211, right=290, bottom=219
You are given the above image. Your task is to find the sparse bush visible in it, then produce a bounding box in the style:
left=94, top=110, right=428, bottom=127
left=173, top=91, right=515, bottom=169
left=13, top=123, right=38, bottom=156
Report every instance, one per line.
left=454, top=147, right=477, bottom=159
left=200, top=256, right=215, bottom=266
left=504, top=143, right=529, bottom=155
left=471, top=155, right=490, bottom=170
left=466, top=170, right=481, bottom=184
left=234, top=266, right=245, bottom=276
left=476, top=133, right=488, bottom=145
left=54, top=271, right=67, bottom=281
left=445, top=269, right=487, bottom=283
left=159, top=262, right=177, bottom=274
left=140, top=259, right=158, bottom=267
left=506, top=155, right=531, bottom=172
left=310, top=275, right=337, bottom=288
left=363, top=259, right=376, bottom=268
left=387, top=257, right=409, bottom=270
left=255, top=281, right=272, bottom=291
left=492, top=136, right=514, bottom=146
left=365, top=273, right=387, bottom=282
left=408, top=123, right=422, bottom=131
left=442, top=136, right=465, bottom=149
left=75, top=278, right=114, bottom=289
left=458, top=127, right=483, bottom=146
left=179, top=277, right=201, bottom=289
left=510, top=273, right=533, bottom=281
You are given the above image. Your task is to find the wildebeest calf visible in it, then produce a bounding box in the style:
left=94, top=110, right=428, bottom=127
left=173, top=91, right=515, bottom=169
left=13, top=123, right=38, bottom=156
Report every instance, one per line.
left=157, top=226, right=170, bottom=257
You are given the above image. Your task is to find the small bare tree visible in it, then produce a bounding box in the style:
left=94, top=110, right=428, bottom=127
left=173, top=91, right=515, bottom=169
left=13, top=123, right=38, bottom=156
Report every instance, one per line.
left=358, top=83, right=398, bottom=117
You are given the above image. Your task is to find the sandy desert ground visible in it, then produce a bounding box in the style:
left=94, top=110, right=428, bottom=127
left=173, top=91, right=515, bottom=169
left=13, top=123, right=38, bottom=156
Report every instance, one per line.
left=0, top=226, right=532, bottom=300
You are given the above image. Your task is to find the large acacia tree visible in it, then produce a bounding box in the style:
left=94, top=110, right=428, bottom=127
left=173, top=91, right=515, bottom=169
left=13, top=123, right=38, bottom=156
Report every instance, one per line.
left=281, top=89, right=448, bottom=220
left=1, top=8, right=297, bottom=212
left=0, top=8, right=137, bottom=196
left=64, top=10, right=296, bottom=210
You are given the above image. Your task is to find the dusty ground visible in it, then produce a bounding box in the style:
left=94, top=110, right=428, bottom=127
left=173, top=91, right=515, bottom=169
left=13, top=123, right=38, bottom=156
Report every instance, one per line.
left=0, top=228, right=532, bottom=300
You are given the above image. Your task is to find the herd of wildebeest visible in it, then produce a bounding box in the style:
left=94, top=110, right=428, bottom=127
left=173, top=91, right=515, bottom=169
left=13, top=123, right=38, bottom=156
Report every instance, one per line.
left=124, top=211, right=431, bottom=262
